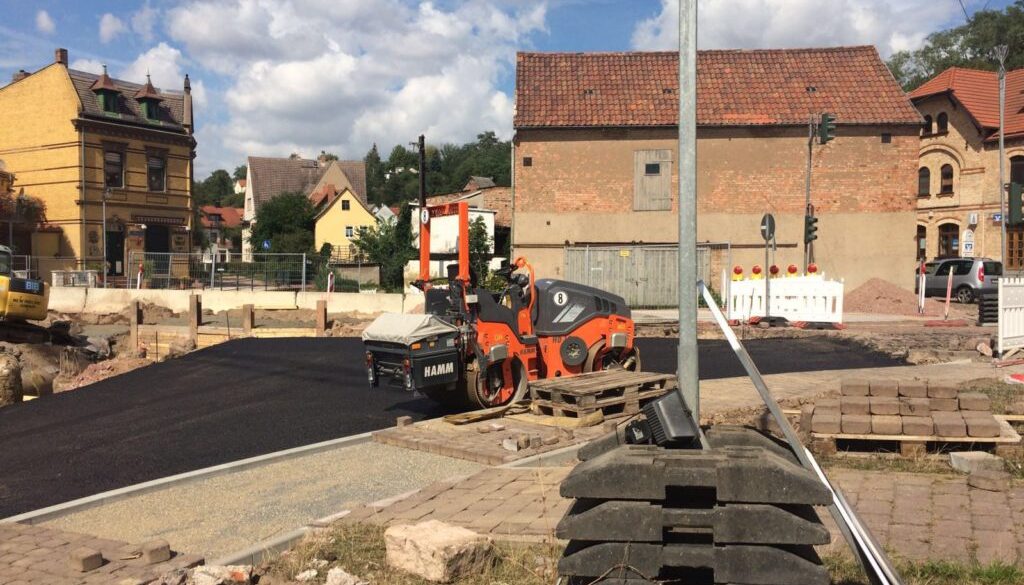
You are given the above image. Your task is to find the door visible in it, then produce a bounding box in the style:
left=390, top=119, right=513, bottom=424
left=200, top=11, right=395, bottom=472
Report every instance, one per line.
left=145, top=225, right=171, bottom=275
left=106, top=231, right=124, bottom=276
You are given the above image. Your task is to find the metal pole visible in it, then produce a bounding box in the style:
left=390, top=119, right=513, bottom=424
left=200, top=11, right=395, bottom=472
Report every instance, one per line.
left=301, top=253, right=307, bottom=292
left=997, top=46, right=1008, bottom=264
left=764, top=236, right=770, bottom=322
left=678, top=0, right=699, bottom=422
left=418, top=135, right=427, bottom=209
left=102, top=189, right=108, bottom=288
left=804, top=116, right=813, bottom=271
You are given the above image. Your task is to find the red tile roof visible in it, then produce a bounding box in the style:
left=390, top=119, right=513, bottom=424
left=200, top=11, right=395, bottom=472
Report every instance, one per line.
left=909, top=66, right=1024, bottom=140
left=514, top=46, right=921, bottom=129
left=200, top=206, right=243, bottom=229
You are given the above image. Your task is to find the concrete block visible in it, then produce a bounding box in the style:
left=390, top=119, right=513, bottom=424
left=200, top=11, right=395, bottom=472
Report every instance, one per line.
left=968, top=470, right=1011, bottom=492
left=869, top=397, right=899, bottom=415
left=840, top=397, right=870, bottom=415
left=930, top=398, right=958, bottom=412
left=69, top=547, right=103, bottom=572
left=871, top=415, right=902, bottom=435
left=928, top=383, right=958, bottom=399
left=957, top=392, right=992, bottom=412
left=811, top=414, right=840, bottom=434
left=898, top=381, right=928, bottom=398
left=841, top=379, right=869, bottom=396
left=841, top=415, right=872, bottom=434
left=949, top=451, right=1005, bottom=474
left=869, top=380, right=898, bottom=397
left=384, top=520, right=492, bottom=582
left=899, top=398, right=930, bottom=416
left=901, top=416, right=934, bottom=436
left=1008, top=401, right=1024, bottom=415
left=799, top=404, right=814, bottom=432
left=141, top=539, right=171, bottom=564
left=964, top=413, right=1001, bottom=438
left=813, top=399, right=840, bottom=416
left=933, top=413, right=966, bottom=437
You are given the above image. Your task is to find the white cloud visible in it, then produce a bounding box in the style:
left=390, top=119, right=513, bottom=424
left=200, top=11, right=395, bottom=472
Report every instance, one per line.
left=35, top=10, right=55, bottom=34
left=99, top=13, right=127, bottom=44
left=632, top=0, right=963, bottom=56
left=131, top=4, right=159, bottom=42
left=118, top=43, right=208, bottom=109
left=167, top=0, right=547, bottom=175
left=68, top=58, right=105, bottom=75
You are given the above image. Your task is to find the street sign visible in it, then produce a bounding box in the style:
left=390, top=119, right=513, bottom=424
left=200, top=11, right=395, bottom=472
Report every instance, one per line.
left=262, top=240, right=271, bottom=250
left=760, top=213, right=775, bottom=242
left=963, top=229, right=975, bottom=257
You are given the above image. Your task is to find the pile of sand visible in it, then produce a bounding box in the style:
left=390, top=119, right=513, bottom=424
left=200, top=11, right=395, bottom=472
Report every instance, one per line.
left=845, top=278, right=943, bottom=316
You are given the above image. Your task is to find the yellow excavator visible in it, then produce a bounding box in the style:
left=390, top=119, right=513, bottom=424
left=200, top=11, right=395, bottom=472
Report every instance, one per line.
left=0, top=245, right=51, bottom=343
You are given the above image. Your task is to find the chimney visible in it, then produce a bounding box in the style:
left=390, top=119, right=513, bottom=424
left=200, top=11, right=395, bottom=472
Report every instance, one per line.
left=183, top=74, right=194, bottom=134
left=11, top=70, right=29, bottom=83
left=55, top=48, right=68, bottom=66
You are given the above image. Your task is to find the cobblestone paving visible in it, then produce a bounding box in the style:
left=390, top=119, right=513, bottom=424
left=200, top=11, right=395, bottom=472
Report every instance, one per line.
left=344, top=465, right=1023, bottom=565
left=0, top=521, right=202, bottom=585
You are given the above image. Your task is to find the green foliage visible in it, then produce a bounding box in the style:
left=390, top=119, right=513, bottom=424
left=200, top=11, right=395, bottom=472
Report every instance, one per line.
left=887, top=2, right=1024, bottom=90
left=364, top=132, right=512, bottom=206
left=220, top=191, right=245, bottom=208
left=0, top=191, right=47, bottom=225
left=194, top=168, right=240, bottom=207
left=233, top=165, right=247, bottom=181
left=350, top=204, right=415, bottom=291
left=468, top=215, right=492, bottom=282
left=248, top=191, right=315, bottom=254
left=319, top=151, right=339, bottom=162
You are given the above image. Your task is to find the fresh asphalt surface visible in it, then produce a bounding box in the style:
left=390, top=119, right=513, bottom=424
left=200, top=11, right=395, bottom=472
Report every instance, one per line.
left=0, top=336, right=900, bottom=518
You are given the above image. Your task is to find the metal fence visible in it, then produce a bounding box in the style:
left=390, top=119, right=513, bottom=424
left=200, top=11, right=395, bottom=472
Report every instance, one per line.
left=564, top=243, right=731, bottom=309
left=126, top=252, right=316, bottom=291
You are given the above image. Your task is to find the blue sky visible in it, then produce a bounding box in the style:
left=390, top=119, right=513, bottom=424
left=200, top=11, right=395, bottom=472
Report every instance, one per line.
left=0, top=0, right=1011, bottom=176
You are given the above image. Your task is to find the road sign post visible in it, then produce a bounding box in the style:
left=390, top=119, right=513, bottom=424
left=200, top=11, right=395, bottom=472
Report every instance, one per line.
left=761, top=214, right=775, bottom=323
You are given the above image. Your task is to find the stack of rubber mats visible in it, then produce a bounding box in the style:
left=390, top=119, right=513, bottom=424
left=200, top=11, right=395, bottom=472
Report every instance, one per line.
left=978, top=292, right=998, bottom=325
left=557, top=426, right=833, bottom=585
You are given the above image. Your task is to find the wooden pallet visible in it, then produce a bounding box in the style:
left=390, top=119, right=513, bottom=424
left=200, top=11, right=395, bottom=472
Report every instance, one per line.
left=528, top=370, right=676, bottom=420
left=811, top=417, right=1022, bottom=457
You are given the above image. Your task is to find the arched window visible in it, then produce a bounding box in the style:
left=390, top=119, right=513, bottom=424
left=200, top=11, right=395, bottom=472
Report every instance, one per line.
left=922, top=115, right=933, bottom=135
left=940, top=164, right=954, bottom=194
left=916, top=225, right=927, bottom=261
left=938, top=223, right=959, bottom=258
left=937, top=112, right=949, bottom=133
left=918, top=167, right=930, bottom=196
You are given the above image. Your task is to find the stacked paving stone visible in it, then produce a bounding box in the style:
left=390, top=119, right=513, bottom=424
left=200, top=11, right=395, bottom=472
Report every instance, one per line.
left=557, top=427, right=832, bottom=585
left=808, top=379, right=1002, bottom=439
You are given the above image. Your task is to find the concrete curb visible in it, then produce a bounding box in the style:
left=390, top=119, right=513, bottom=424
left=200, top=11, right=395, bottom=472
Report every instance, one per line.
left=3, top=431, right=374, bottom=525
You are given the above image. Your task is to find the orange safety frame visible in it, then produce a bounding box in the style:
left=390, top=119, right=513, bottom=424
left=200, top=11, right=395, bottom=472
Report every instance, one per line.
left=419, top=201, right=470, bottom=289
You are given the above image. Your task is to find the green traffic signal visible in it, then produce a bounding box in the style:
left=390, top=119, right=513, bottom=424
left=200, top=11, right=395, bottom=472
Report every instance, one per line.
left=818, top=113, right=836, bottom=144
left=1010, top=183, right=1023, bottom=226
left=804, top=215, right=819, bottom=244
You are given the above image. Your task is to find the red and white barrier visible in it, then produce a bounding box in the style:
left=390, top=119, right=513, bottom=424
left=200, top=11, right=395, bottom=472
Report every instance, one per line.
left=727, top=274, right=844, bottom=324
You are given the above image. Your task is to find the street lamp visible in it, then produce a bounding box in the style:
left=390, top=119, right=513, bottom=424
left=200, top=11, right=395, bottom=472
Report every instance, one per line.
left=102, top=187, right=109, bottom=288
left=994, top=45, right=1009, bottom=264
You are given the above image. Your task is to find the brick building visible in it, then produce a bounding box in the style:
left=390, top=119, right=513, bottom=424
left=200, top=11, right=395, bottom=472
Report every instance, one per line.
left=909, top=67, right=1024, bottom=268
left=427, top=176, right=512, bottom=254
left=512, top=47, right=922, bottom=294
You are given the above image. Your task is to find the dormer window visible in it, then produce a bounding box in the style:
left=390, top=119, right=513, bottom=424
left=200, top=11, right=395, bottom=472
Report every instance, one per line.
left=134, top=74, right=163, bottom=121
left=90, top=65, right=120, bottom=114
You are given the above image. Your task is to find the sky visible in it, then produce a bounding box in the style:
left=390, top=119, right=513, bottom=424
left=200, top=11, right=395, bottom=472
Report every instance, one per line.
left=0, top=0, right=1013, bottom=177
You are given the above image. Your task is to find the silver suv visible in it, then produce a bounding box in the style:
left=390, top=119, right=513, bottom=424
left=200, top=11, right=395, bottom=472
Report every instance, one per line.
left=917, top=258, right=1001, bottom=303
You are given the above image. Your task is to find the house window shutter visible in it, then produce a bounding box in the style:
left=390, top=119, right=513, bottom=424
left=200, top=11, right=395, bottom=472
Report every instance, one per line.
left=634, top=149, right=673, bottom=211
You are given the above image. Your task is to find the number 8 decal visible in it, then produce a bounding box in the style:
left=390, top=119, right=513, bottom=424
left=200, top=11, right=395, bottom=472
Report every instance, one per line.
left=553, top=291, right=568, bottom=306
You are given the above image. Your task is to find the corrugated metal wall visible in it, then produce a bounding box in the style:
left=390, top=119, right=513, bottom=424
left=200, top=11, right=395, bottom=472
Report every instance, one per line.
left=564, top=244, right=727, bottom=308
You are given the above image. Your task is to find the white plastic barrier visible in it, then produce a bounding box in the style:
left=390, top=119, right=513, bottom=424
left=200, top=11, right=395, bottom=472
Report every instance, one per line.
left=727, top=275, right=844, bottom=324
left=998, top=277, right=1024, bottom=354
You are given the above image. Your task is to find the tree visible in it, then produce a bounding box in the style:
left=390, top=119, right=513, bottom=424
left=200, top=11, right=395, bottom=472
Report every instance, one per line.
left=319, top=151, right=339, bottom=162
left=233, top=165, right=247, bottom=181
left=195, top=169, right=234, bottom=206
left=248, top=191, right=315, bottom=254
left=351, top=204, right=415, bottom=290
left=468, top=216, right=492, bottom=281
left=887, top=2, right=1024, bottom=90
left=364, top=144, right=386, bottom=204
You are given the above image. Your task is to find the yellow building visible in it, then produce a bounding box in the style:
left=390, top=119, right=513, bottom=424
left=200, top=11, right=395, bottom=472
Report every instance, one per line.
left=313, top=186, right=376, bottom=258
left=0, top=48, right=194, bottom=280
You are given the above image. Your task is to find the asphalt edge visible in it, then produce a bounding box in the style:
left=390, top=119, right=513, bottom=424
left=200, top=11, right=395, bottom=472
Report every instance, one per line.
left=2, top=431, right=374, bottom=525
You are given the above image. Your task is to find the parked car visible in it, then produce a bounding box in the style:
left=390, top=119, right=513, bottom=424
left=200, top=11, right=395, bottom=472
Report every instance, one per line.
left=915, top=258, right=1001, bottom=303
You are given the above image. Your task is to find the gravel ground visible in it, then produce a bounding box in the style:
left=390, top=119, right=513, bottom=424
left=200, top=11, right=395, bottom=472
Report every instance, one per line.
left=40, top=442, right=483, bottom=560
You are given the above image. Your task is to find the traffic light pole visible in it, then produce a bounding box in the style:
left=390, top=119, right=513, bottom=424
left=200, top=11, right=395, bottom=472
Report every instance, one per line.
left=804, top=115, right=814, bottom=271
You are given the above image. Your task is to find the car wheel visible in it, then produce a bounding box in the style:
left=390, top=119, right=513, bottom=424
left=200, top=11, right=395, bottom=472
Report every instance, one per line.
left=956, top=286, right=974, bottom=304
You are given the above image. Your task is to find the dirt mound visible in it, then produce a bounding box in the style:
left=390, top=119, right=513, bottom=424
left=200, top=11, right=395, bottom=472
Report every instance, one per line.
left=55, top=357, right=150, bottom=392
left=845, top=278, right=942, bottom=316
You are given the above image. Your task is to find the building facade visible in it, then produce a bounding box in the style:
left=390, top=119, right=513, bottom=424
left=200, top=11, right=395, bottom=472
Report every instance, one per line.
left=909, top=67, right=1024, bottom=268
left=426, top=176, right=512, bottom=254
left=0, top=48, right=195, bottom=280
left=512, top=47, right=922, bottom=292
left=312, top=186, right=376, bottom=257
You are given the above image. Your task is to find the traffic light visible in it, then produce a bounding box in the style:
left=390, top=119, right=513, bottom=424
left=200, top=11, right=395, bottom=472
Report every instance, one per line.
left=804, top=215, right=819, bottom=244
left=818, top=112, right=836, bottom=144
left=1010, top=182, right=1024, bottom=226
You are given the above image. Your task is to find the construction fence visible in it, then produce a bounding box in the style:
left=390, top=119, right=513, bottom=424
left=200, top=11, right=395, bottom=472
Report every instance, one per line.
left=564, top=243, right=732, bottom=309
